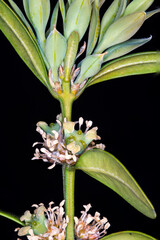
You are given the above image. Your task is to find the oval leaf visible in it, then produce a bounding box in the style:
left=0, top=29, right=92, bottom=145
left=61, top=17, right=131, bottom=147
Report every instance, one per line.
left=88, top=52, right=160, bottom=86
left=75, top=149, right=156, bottom=219
left=0, top=0, right=48, bottom=86
left=45, top=27, right=67, bottom=81
left=101, top=231, right=156, bottom=240
left=28, top=0, right=50, bottom=50
left=95, top=12, right=146, bottom=53
left=75, top=54, right=104, bottom=84
left=65, top=0, right=92, bottom=40
left=0, top=210, right=24, bottom=226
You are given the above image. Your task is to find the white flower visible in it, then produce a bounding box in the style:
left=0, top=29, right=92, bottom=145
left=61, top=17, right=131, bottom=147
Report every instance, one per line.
left=16, top=201, right=68, bottom=240
left=32, top=115, right=105, bottom=169
left=74, top=204, right=110, bottom=240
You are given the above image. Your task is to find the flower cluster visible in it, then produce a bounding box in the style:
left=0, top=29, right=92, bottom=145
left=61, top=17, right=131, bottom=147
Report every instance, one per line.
left=16, top=202, right=110, bottom=240
left=16, top=201, right=68, bottom=240
left=32, top=114, right=105, bottom=169
left=74, top=204, right=110, bottom=240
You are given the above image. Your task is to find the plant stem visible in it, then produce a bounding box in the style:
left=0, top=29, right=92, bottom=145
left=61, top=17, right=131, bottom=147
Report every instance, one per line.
left=63, top=165, right=75, bottom=240
left=60, top=89, right=75, bottom=240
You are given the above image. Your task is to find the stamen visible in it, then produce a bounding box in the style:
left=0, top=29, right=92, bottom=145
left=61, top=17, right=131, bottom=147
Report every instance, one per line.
left=76, top=41, right=86, bottom=59
left=79, top=117, right=84, bottom=129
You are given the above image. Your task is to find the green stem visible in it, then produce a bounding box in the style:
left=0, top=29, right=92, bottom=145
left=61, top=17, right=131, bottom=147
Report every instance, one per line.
left=63, top=166, right=75, bottom=240
left=60, top=90, right=75, bottom=240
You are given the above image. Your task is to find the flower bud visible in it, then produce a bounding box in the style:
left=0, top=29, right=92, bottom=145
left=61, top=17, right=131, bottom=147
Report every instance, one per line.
left=45, top=27, right=67, bottom=81
left=75, top=54, right=104, bottom=84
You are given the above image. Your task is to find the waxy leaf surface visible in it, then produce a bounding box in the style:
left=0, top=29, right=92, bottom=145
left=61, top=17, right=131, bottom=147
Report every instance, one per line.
left=103, top=36, right=152, bottom=62
left=75, top=54, right=103, bottom=84
left=45, top=27, right=67, bottom=81
left=65, top=0, right=92, bottom=40
left=0, top=0, right=48, bottom=85
left=124, top=0, right=154, bottom=16
left=75, top=149, right=156, bottom=219
left=88, top=52, right=160, bottom=86
left=95, top=12, right=146, bottom=53
left=101, top=231, right=156, bottom=240
left=86, top=0, right=100, bottom=55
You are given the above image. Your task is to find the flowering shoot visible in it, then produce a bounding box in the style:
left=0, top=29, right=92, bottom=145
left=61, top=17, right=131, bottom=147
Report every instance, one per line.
left=32, top=114, right=105, bottom=169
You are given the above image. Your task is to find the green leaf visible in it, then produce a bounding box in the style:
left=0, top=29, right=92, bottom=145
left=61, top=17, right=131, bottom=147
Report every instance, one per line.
left=8, top=0, right=36, bottom=40
left=0, top=0, right=48, bottom=86
left=0, top=210, right=24, bottom=226
left=88, top=52, right=160, bottom=86
left=103, top=36, right=152, bottom=62
left=95, top=12, right=146, bottom=53
left=23, top=0, right=31, bottom=22
left=75, top=54, right=104, bottom=84
left=124, top=0, right=154, bottom=16
left=75, top=149, right=156, bottom=219
left=101, top=231, right=156, bottom=240
left=86, top=0, right=100, bottom=55
left=65, top=0, right=92, bottom=40
left=45, top=27, right=67, bottom=81
left=28, top=0, right=50, bottom=50
left=99, top=0, right=122, bottom=43
left=50, top=1, right=59, bottom=29
left=59, top=0, right=65, bottom=26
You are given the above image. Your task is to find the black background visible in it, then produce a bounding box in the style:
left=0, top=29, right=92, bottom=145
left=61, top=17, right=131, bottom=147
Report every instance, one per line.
left=0, top=1, right=160, bottom=239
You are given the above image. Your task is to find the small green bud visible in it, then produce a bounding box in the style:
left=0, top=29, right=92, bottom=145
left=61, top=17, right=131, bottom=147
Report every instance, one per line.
left=45, top=27, right=67, bottom=82
left=32, top=206, right=47, bottom=235
left=75, top=54, right=104, bottom=84
left=65, top=0, right=92, bottom=40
